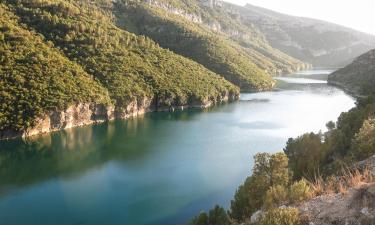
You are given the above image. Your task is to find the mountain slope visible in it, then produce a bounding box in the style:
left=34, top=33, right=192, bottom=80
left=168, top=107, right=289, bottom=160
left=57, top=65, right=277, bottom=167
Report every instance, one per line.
left=229, top=3, right=375, bottom=67
left=0, top=0, right=239, bottom=139
left=329, top=49, right=375, bottom=95
left=108, top=0, right=309, bottom=91
left=0, top=3, right=111, bottom=135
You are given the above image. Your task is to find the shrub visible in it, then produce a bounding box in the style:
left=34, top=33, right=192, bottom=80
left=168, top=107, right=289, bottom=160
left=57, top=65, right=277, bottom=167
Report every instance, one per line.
left=288, top=179, right=312, bottom=203
left=352, top=119, right=375, bottom=160
left=258, top=207, right=301, bottom=225
left=264, top=185, right=288, bottom=209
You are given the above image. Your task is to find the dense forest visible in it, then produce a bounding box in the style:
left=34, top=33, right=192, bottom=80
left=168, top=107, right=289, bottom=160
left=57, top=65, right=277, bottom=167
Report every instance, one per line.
left=0, top=0, right=242, bottom=137
left=111, top=0, right=309, bottom=90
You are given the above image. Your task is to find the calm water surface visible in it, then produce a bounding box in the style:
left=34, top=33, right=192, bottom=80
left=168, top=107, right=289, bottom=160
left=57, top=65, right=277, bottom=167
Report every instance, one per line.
left=0, top=70, right=355, bottom=225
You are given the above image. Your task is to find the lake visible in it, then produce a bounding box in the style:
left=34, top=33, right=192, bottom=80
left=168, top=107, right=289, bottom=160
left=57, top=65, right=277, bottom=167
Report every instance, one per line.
left=0, top=70, right=355, bottom=225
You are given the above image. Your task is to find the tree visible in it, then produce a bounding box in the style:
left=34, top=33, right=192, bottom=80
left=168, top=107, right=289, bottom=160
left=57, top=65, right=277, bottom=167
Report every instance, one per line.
left=188, top=205, right=231, bottom=225
left=352, top=119, right=375, bottom=160
left=326, top=121, right=336, bottom=130
left=230, top=153, right=290, bottom=221
left=208, top=205, right=231, bottom=225
left=284, top=133, right=325, bottom=179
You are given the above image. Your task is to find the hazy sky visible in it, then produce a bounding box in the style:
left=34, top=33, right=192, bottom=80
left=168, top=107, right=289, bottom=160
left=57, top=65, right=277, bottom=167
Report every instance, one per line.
left=223, top=0, right=375, bottom=35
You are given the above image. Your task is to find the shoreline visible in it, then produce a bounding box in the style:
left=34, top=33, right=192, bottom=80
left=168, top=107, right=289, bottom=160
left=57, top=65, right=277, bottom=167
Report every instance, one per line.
left=0, top=94, right=239, bottom=141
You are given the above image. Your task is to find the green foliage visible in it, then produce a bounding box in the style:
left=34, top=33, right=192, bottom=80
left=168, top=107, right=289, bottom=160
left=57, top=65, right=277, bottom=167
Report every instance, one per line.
left=1, top=0, right=240, bottom=134
left=352, top=118, right=375, bottom=160
left=0, top=4, right=111, bottom=131
left=257, top=207, right=301, bottom=225
left=284, top=96, right=375, bottom=177
left=288, top=179, right=311, bottom=204
left=264, top=185, right=288, bottom=209
left=188, top=205, right=231, bottom=225
left=230, top=152, right=290, bottom=221
left=264, top=180, right=311, bottom=209
left=284, top=132, right=326, bottom=180
left=112, top=0, right=308, bottom=91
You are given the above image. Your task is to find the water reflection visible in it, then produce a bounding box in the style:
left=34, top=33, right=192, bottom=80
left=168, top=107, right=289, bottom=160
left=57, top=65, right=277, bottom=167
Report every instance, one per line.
left=0, top=110, right=206, bottom=193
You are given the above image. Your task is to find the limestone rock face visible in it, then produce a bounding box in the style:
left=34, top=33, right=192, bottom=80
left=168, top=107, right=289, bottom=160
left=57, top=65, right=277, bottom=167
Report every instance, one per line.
left=1, top=92, right=239, bottom=139
left=24, top=103, right=116, bottom=138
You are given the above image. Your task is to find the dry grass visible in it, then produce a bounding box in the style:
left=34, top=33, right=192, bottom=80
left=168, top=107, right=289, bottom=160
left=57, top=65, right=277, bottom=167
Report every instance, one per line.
left=337, top=181, right=348, bottom=194
left=309, top=176, right=324, bottom=197
left=308, top=168, right=375, bottom=197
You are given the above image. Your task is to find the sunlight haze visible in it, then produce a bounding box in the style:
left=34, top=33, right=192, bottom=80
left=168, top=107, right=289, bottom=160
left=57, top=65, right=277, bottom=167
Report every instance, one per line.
left=223, top=0, right=375, bottom=35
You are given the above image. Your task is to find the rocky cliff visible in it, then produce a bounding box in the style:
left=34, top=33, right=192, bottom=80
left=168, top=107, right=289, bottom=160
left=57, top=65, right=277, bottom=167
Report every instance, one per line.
left=0, top=92, right=238, bottom=140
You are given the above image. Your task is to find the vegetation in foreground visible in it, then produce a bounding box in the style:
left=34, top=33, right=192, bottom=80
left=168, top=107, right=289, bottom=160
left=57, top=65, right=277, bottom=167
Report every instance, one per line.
left=188, top=91, right=375, bottom=224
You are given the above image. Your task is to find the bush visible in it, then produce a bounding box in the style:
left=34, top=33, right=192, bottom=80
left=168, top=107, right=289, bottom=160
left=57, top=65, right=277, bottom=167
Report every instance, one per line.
left=352, top=119, right=375, bottom=160
left=258, top=207, right=301, bottom=225
left=288, top=179, right=311, bottom=204
left=264, top=185, right=288, bottom=209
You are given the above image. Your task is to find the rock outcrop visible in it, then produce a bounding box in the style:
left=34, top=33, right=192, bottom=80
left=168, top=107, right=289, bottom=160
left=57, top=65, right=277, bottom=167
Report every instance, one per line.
left=0, top=92, right=239, bottom=140
left=298, top=183, right=375, bottom=225
left=296, top=155, right=375, bottom=225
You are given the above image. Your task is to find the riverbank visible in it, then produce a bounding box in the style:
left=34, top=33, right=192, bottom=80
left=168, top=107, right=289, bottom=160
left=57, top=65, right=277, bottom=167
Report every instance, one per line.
left=0, top=92, right=239, bottom=140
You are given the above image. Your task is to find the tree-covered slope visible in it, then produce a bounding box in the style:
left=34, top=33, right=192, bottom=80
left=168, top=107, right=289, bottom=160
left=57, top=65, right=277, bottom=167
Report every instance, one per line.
left=1, top=0, right=239, bottom=138
left=108, top=0, right=309, bottom=91
left=329, top=49, right=375, bottom=95
left=0, top=3, right=111, bottom=133
left=233, top=3, right=375, bottom=67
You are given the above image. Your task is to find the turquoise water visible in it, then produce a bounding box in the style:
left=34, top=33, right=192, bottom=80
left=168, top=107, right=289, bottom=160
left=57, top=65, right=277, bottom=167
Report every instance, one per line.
left=0, top=70, right=355, bottom=225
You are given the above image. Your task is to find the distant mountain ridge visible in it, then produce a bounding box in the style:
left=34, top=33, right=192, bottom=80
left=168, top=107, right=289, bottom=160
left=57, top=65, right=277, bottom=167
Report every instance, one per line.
left=225, top=2, right=375, bottom=67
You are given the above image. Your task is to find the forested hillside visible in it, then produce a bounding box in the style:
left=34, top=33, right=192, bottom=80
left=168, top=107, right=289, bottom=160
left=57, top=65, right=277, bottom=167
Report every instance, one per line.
left=329, top=49, right=375, bottom=95
left=0, top=3, right=111, bottom=134
left=109, top=0, right=309, bottom=91
left=0, top=0, right=239, bottom=138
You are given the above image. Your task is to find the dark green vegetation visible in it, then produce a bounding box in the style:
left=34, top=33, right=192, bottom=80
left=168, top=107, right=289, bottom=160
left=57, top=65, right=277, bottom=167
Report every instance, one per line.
left=329, top=50, right=375, bottom=95
left=0, top=0, right=240, bottom=137
left=189, top=205, right=232, bottom=225
left=234, top=3, right=375, bottom=67
left=110, top=0, right=309, bottom=91
left=0, top=4, right=111, bottom=132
